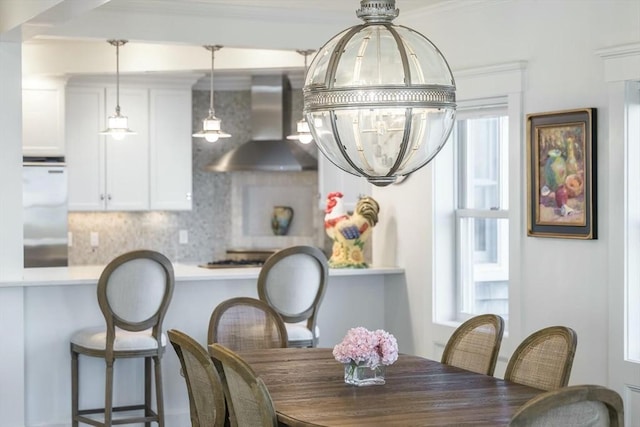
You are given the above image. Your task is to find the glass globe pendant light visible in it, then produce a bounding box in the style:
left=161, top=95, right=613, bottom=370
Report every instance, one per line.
left=304, top=0, right=456, bottom=186
left=193, top=45, right=231, bottom=143
left=287, top=49, right=316, bottom=144
left=100, top=40, right=136, bottom=140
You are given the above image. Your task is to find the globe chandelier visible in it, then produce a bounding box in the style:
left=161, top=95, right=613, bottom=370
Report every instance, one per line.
left=99, top=40, right=136, bottom=140
left=287, top=49, right=316, bottom=144
left=193, top=45, right=231, bottom=143
left=304, top=0, right=456, bottom=186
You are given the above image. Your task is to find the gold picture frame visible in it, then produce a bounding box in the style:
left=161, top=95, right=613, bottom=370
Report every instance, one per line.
left=526, top=108, right=597, bottom=239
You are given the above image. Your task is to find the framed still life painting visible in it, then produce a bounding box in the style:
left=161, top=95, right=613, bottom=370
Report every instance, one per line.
left=526, top=108, right=597, bottom=239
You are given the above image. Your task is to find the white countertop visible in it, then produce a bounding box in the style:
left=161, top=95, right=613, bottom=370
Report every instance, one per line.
left=1, top=263, right=404, bottom=288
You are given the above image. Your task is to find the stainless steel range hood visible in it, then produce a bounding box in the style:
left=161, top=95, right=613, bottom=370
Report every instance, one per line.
left=205, top=75, right=317, bottom=172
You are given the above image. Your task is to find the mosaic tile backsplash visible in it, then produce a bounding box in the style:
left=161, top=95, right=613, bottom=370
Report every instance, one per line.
left=68, top=86, right=326, bottom=265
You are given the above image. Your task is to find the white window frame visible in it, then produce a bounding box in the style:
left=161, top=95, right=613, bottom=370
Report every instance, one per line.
left=433, top=63, right=525, bottom=336
left=598, top=42, right=640, bottom=425
left=454, top=105, right=510, bottom=316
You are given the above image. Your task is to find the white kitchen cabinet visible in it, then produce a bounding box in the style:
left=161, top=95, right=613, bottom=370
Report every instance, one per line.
left=22, top=77, right=66, bottom=156
left=66, top=86, right=149, bottom=211
left=66, top=76, right=194, bottom=212
left=104, top=87, right=150, bottom=210
left=66, top=86, right=105, bottom=211
left=318, top=154, right=371, bottom=212
left=149, top=89, right=192, bottom=210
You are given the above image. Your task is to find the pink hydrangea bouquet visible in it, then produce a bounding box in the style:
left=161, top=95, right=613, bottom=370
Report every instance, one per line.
left=333, top=326, right=399, bottom=368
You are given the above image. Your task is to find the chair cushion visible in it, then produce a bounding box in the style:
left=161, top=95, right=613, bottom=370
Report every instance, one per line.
left=285, top=323, right=320, bottom=341
left=71, top=326, right=167, bottom=351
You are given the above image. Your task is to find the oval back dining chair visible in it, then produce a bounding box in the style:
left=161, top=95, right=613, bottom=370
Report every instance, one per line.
left=257, top=245, right=328, bottom=348
left=504, top=326, right=578, bottom=391
left=441, top=314, right=505, bottom=376
left=70, top=249, right=175, bottom=427
left=209, top=343, right=279, bottom=427
left=168, top=329, right=226, bottom=427
left=509, top=384, right=624, bottom=426
left=208, top=297, right=288, bottom=351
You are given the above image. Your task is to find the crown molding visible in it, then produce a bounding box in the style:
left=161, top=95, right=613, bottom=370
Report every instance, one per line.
left=67, top=72, right=204, bottom=88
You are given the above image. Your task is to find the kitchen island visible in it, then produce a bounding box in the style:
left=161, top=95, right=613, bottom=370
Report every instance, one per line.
left=0, top=264, right=405, bottom=427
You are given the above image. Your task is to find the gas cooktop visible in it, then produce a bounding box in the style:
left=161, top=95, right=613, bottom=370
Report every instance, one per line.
left=198, top=259, right=265, bottom=269
left=198, top=249, right=276, bottom=269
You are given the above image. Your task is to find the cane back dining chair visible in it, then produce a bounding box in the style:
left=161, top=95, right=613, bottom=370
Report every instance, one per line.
left=168, top=329, right=226, bottom=427
left=70, top=250, right=175, bottom=426
left=441, top=314, right=505, bottom=376
left=257, top=245, right=328, bottom=348
left=509, top=384, right=624, bottom=427
left=504, top=325, right=578, bottom=391
left=208, top=296, right=288, bottom=351
left=208, top=343, right=279, bottom=427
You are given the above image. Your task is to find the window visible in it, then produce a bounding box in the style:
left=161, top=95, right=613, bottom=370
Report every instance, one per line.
left=454, top=108, right=509, bottom=318
left=432, top=62, right=524, bottom=329
left=624, top=81, right=640, bottom=361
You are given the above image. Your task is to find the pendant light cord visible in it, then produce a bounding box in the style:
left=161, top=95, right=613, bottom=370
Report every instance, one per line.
left=209, top=47, right=214, bottom=114
left=116, top=41, right=121, bottom=115
left=205, top=45, right=222, bottom=116
left=296, top=49, right=315, bottom=81
left=107, top=39, right=128, bottom=116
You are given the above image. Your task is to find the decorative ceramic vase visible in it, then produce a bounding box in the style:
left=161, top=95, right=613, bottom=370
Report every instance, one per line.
left=544, top=149, right=567, bottom=191
left=344, top=363, right=386, bottom=386
left=271, top=206, right=294, bottom=236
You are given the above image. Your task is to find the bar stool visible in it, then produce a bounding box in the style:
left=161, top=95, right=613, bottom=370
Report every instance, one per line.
left=257, top=245, right=328, bottom=347
left=70, top=250, right=175, bottom=426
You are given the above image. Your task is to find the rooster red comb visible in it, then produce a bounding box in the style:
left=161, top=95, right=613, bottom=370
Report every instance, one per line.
left=325, top=192, right=344, bottom=213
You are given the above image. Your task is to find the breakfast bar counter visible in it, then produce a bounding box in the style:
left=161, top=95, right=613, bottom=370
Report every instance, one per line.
left=0, top=264, right=406, bottom=426
left=7, top=263, right=403, bottom=287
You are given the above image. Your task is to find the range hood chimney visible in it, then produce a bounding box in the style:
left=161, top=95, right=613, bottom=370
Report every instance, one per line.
left=205, top=75, right=317, bottom=172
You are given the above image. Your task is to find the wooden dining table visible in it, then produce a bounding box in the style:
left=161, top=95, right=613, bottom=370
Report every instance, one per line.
left=239, top=347, right=544, bottom=426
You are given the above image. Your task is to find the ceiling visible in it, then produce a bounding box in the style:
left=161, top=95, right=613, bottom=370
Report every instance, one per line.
left=24, top=0, right=460, bottom=46
left=97, top=0, right=444, bottom=17
left=17, top=0, right=481, bottom=80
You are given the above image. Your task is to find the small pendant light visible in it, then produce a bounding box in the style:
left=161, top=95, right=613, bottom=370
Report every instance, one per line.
left=99, top=40, right=136, bottom=140
left=193, top=45, right=231, bottom=143
left=287, top=49, right=315, bottom=144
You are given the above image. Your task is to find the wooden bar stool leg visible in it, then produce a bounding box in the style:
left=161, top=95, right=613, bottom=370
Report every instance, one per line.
left=154, top=356, right=165, bottom=427
left=105, top=360, right=114, bottom=426
left=145, top=357, right=152, bottom=427
left=71, top=351, right=79, bottom=427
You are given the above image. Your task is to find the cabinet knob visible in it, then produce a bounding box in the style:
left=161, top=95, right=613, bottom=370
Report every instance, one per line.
left=107, top=194, right=112, bottom=201
left=186, top=192, right=192, bottom=200
left=100, top=194, right=105, bottom=201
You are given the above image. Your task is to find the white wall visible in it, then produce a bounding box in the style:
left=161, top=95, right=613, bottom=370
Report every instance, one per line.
left=4, top=0, right=640, bottom=421
left=0, top=38, right=26, bottom=427
left=374, top=0, right=640, bottom=387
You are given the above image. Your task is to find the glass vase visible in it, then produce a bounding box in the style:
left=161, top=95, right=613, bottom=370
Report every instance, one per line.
left=344, top=362, right=386, bottom=386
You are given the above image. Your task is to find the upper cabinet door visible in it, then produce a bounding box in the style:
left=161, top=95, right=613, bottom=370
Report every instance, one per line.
left=23, top=77, right=66, bottom=156
left=66, top=75, right=196, bottom=213
left=104, top=87, right=149, bottom=211
left=66, top=86, right=106, bottom=211
left=149, top=88, right=192, bottom=210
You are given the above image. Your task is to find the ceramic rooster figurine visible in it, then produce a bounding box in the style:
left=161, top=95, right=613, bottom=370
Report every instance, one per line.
left=324, top=192, right=380, bottom=268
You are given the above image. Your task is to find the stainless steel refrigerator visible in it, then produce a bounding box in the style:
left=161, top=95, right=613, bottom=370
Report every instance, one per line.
left=23, top=156, right=68, bottom=267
